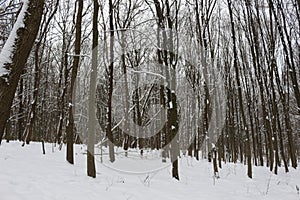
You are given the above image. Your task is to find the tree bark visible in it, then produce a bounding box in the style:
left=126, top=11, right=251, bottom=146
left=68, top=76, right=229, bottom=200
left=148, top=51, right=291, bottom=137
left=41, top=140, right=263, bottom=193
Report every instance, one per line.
left=0, top=0, right=44, bottom=144
left=87, top=0, right=99, bottom=178
left=66, top=0, right=83, bottom=164
left=106, top=0, right=115, bottom=162
left=228, top=0, right=252, bottom=178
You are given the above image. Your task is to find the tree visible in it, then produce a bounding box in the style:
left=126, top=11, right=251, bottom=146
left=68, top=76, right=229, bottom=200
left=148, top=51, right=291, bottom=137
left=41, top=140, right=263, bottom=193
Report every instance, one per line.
left=87, top=0, right=99, bottom=178
left=55, top=0, right=75, bottom=145
left=227, top=0, right=252, bottom=178
left=0, top=0, right=44, bottom=144
left=1, top=0, right=299, bottom=179
left=23, top=0, right=59, bottom=145
left=66, top=0, right=83, bottom=164
left=106, top=0, right=116, bottom=162
left=0, top=0, right=20, bottom=48
left=152, top=0, right=180, bottom=180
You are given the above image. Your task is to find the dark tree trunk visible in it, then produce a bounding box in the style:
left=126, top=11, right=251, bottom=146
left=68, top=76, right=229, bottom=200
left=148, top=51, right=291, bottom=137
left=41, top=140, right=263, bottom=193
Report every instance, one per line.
left=0, top=0, right=44, bottom=144
left=66, top=0, right=83, bottom=164
left=23, top=0, right=59, bottom=145
left=17, top=72, right=25, bottom=141
left=87, top=0, right=99, bottom=178
left=23, top=41, right=41, bottom=145
left=228, top=0, right=252, bottom=178
left=107, top=0, right=115, bottom=162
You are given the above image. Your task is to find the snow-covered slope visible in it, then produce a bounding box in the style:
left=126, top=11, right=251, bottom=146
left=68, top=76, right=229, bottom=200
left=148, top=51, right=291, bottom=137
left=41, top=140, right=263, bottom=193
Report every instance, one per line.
left=0, top=141, right=299, bottom=200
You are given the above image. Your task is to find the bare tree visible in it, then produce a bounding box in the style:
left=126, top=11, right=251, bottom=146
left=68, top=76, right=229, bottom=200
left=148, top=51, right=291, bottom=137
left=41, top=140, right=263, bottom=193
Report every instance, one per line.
left=87, top=0, right=99, bottom=178
left=106, top=0, right=116, bottom=162
left=227, top=0, right=252, bottom=178
left=23, top=0, right=59, bottom=145
left=0, top=0, right=44, bottom=144
left=66, top=0, right=83, bottom=164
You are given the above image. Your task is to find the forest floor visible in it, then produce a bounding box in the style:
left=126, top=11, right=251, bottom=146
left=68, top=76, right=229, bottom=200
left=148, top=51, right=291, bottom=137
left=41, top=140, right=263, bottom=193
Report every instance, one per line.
left=0, top=141, right=299, bottom=200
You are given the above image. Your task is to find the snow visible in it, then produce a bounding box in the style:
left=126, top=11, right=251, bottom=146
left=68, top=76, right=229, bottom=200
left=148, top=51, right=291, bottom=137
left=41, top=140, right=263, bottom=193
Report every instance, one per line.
left=0, top=141, right=299, bottom=200
left=129, top=69, right=166, bottom=80
left=0, top=67, right=9, bottom=77
left=0, top=0, right=29, bottom=77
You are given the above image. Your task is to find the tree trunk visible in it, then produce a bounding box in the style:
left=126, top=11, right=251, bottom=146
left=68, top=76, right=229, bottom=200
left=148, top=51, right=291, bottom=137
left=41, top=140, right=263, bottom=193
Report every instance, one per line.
left=87, top=0, right=99, bottom=178
left=106, top=0, right=115, bottom=162
left=0, top=0, right=44, bottom=144
left=66, top=0, right=83, bottom=164
left=17, top=73, right=25, bottom=141
left=228, top=0, right=252, bottom=178
left=23, top=0, right=59, bottom=145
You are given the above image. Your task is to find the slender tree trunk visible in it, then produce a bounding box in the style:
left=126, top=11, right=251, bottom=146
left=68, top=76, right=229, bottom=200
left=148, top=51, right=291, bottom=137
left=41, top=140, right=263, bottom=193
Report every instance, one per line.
left=23, top=0, right=59, bottom=145
left=228, top=0, right=252, bottom=178
left=272, top=61, right=289, bottom=173
left=268, top=0, right=297, bottom=169
left=121, top=31, right=130, bottom=156
left=17, top=72, right=25, bottom=141
left=57, top=51, right=68, bottom=145
left=271, top=1, right=300, bottom=116
left=87, top=0, right=99, bottom=178
left=66, top=0, right=83, bottom=164
left=107, top=0, right=115, bottom=162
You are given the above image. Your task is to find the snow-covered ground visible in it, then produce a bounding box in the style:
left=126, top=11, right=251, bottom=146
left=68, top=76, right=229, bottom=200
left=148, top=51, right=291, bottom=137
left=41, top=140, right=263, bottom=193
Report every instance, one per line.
left=0, top=141, right=299, bottom=200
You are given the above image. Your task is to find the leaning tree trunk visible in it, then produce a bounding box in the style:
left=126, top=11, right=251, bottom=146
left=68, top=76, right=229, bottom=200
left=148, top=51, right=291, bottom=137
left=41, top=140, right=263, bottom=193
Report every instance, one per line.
left=0, top=0, right=44, bottom=144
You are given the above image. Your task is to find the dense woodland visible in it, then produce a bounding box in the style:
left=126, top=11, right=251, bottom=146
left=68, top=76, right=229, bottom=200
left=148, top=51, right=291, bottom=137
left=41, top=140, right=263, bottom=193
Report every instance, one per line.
left=0, top=0, right=299, bottom=180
